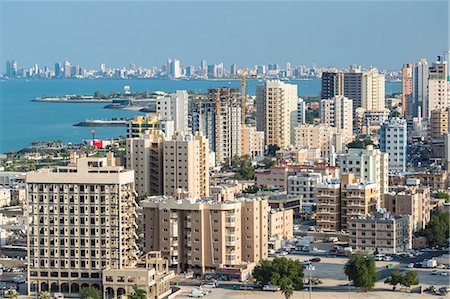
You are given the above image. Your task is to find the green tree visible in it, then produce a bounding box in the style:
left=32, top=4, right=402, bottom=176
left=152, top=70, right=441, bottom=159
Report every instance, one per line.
left=4, top=289, right=19, bottom=298
left=400, top=271, right=419, bottom=290
left=253, top=257, right=303, bottom=290
left=223, top=155, right=255, bottom=180
left=434, top=191, right=450, bottom=203
left=389, top=110, right=401, bottom=118
left=39, top=291, right=52, bottom=299
left=384, top=271, right=403, bottom=290
left=80, top=287, right=101, bottom=299
left=266, top=145, right=280, bottom=157
left=261, top=157, right=275, bottom=168
left=280, top=277, right=295, bottom=299
left=417, top=212, right=450, bottom=248
left=129, top=285, right=147, bottom=299
left=347, top=137, right=374, bottom=149
left=344, top=255, right=377, bottom=292
left=243, top=185, right=261, bottom=194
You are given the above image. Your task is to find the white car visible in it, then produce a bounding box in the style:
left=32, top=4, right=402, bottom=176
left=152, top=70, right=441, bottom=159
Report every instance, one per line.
left=439, top=272, right=448, bottom=276
left=263, top=285, right=281, bottom=292
left=408, top=263, right=414, bottom=268
left=431, top=270, right=438, bottom=275
left=383, top=256, right=393, bottom=261
left=202, top=282, right=217, bottom=288
left=188, top=289, right=205, bottom=297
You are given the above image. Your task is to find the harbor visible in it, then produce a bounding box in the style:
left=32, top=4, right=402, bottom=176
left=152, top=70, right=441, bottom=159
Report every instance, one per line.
left=74, top=118, right=131, bottom=127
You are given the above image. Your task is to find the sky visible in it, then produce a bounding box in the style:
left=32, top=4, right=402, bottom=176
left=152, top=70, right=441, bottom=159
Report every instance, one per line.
left=1, top=1, right=449, bottom=71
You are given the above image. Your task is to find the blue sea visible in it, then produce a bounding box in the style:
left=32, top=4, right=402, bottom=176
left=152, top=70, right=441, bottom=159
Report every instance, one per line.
left=0, top=79, right=401, bottom=154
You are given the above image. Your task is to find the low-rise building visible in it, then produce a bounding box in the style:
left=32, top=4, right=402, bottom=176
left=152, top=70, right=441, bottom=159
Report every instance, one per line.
left=348, top=210, right=412, bottom=254
left=287, top=172, right=331, bottom=204
left=316, top=179, right=341, bottom=232
left=268, top=209, right=293, bottom=240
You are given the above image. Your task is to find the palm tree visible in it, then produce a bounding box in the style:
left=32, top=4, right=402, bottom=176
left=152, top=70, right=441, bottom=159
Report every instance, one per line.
left=130, top=285, right=147, bottom=299
left=4, top=289, right=19, bottom=298
left=39, top=291, right=52, bottom=299
left=281, top=283, right=294, bottom=299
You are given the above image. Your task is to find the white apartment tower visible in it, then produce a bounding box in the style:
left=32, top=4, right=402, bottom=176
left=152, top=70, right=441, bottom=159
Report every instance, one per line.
left=362, top=68, right=386, bottom=111
left=379, top=118, right=407, bottom=173
left=320, top=95, right=353, bottom=142
left=157, top=90, right=189, bottom=134
left=256, top=80, right=298, bottom=148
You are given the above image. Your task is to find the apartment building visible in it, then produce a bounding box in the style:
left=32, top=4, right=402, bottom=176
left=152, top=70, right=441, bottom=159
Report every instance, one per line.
left=343, top=68, right=363, bottom=114
left=384, top=179, right=431, bottom=232
left=338, top=145, right=389, bottom=201
left=156, top=90, right=189, bottom=133
left=430, top=108, right=449, bottom=139
left=26, top=155, right=138, bottom=295
left=379, top=118, right=408, bottom=173
left=242, top=126, right=265, bottom=160
left=294, top=124, right=344, bottom=160
left=268, top=209, right=294, bottom=239
left=126, top=129, right=165, bottom=196
left=320, top=95, right=353, bottom=142
left=361, top=68, right=385, bottom=111
left=287, top=172, right=331, bottom=204
left=315, top=179, right=341, bottom=231
left=427, top=60, right=449, bottom=119
left=321, top=72, right=344, bottom=100
left=141, top=195, right=268, bottom=273
left=256, top=80, right=298, bottom=148
left=348, top=210, right=412, bottom=254
left=402, top=63, right=414, bottom=117
left=163, top=132, right=209, bottom=198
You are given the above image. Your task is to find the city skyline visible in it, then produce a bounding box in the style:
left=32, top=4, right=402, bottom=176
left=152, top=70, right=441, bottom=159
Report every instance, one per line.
left=1, top=1, right=448, bottom=70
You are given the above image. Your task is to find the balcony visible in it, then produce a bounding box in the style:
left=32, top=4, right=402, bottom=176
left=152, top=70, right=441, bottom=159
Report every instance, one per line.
left=225, top=238, right=236, bottom=246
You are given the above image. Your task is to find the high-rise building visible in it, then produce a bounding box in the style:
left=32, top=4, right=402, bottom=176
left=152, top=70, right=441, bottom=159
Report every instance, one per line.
left=316, top=179, right=341, bottom=231
left=230, top=64, right=237, bottom=77
left=200, top=60, right=207, bottom=75
left=167, top=59, right=182, bottom=79
left=256, top=80, right=298, bottom=148
left=26, top=155, right=138, bottom=295
left=294, top=124, right=343, bottom=161
left=296, top=98, right=306, bottom=126
left=191, top=100, right=216, bottom=155
left=427, top=59, right=449, bottom=118
left=430, top=108, right=449, bottom=139
left=338, top=145, right=389, bottom=200
left=141, top=196, right=269, bottom=273
left=343, top=67, right=363, bottom=114
left=156, top=90, right=189, bottom=133
left=126, top=129, right=165, bottom=196
left=163, top=132, right=209, bottom=198
left=402, top=64, right=414, bottom=117
left=412, top=58, right=428, bottom=118
left=320, top=95, right=353, bottom=141
left=63, top=59, right=71, bottom=78
left=321, top=72, right=344, bottom=100
left=207, top=64, right=218, bottom=78
left=361, top=68, right=385, bottom=111
left=379, top=118, right=407, bottom=173
left=127, top=114, right=163, bottom=139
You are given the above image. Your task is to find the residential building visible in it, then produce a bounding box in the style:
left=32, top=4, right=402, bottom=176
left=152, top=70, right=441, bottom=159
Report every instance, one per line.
left=141, top=195, right=268, bottom=273
left=296, top=98, right=306, bottom=125
left=242, top=126, right=265, bottom=160
left=361, top=68, right=385, bottom=111
left=294, top=124, right=344, bottom=160
left=343, top=67, right=363, bottom=114
left=256, top=80, right=298, bottom=148
left=338, top=145, right=389, bottom=200
left=412, top=58, right=428, bottom=118
left=355, top=108, right=390, bottom=135
left=384, top=179, right=430, bottom=232
left=126, top=129, right=165, bottom=196
left=379, top=118, right=407, bottom=173
left=156, top=90, right=189, bottom=133
left=163, top=132, right=209, bottom=198
left=428, top=59, right=449, bottom=118
left=320, top=95, right=353, bottom=142
left=321, top=72, right=344, bottom=100
left=348, top=210, right=412, bottom=254
left=268, top=209, right=293, bottom=239
left=26, top=155, right=138, bottom=295
left=430, top=108, right=449, bottom=139
left=316, top=179, right=342, bottom=231
left=402, top=64, right=414, bottom=117
left=127, top=114, right=161, bottom=139
left=287, top=172, right=330, bottom=204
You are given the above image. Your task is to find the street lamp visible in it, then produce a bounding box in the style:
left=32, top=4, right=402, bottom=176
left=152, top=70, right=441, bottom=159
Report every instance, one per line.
left=306, top=264, right=315, bottom=299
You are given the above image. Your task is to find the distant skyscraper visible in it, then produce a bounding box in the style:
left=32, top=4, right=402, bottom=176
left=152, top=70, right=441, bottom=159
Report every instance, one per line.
left=100, top=63, right=106, bottom=73
left=412, top=58, right=428, bottom=118
left=256, top=80, right=298, bottom=148
left=230, top=64, right=237, bottom=77
left=402, top=64, right=414, bottom=117
left=321, top=72, right=344, bottom=100
left=207, top=64, right=218, bottom=78
left=63, top=59, right=71, bottom=78
left=427, top=58, right=449, bottom=118
left=379, top=118, right=407, bottom=173
left=200, top=60, right=207, bottom=75
left=54, top=62, right=62, bottom=77
left=167, top=59, right=181, bottom=79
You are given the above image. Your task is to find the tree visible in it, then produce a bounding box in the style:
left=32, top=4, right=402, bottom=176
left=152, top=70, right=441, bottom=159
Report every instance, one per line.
left=417, top=212, right=450, bottom=248
left=280, top=277, right=294, bottom=299
left=4, top=289, right=19, bottom=298
left=222, top=155, right=255, bottom=180
left=389, top=110, right=401, bottom=118
left=80, top=287, right=101, bottom=299
left=400, top=271, right=419, bottom=289
left=39, top=291, right=52, bottom=299
left=261, top=157, right=275, bottom=169
left=434, top=191, right=450, bottom=203
left=129, top=285, right=147, bottom=299
left=266, top=145, right=280, bottom=157
left=384, top=271, right=403, bottom=290
left=253, top=257, right=303, bottom=290
left=347, top=137, right=374, bottom=149
left=344, top=255, right=377, bottom=292
left=243, top=185, right=261, bottom=194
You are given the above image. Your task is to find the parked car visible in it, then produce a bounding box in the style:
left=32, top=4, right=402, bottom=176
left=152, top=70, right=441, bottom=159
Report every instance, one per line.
left=188, top=289, right=206, bottom=297
left=309, top=258, right=321, bottom=262
left=383, top=256, right=393, bottom=261
left=439, top=272, right=448, bottom=276
left=202, top=281, right=217, bottom=288
left=263, top=285, right=281, bottom=292
left=431, top=270, right=438, bottom=275
left=408, top=263, right=414, bottom=268
left=240, top=284, right=254, bottom=290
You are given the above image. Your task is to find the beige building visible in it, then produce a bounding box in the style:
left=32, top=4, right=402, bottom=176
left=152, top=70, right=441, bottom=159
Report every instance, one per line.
left=26, top=155, right=138, bottom=295
left=348, top=210, right=412, bottom=254
left=361, top=68, right=386, bottom=111
left=428, top=60, right=449, bottom=119
left=163, top=132, right=209, bottom=198
left=384, top=179, right=431, bottom=232
left=127, top=114, right=174, bottom=140
left=402, top=64, right=414, bottom=117
left=316, top=179, right=342, bottom=231
left=430, top=108, right=449, bottom=139
left=242, top=126, right=265, bottom=160
left=141, top=195, right=268, bottom=273
left=126, top=129, right=165, bottom=196
left=320, top=95, right=353, bottom=142
left=256, top=80, right=298, bottom=148
left=294, top=124, right=343, bottom=160
left=268, top=209, right=293, bottom=240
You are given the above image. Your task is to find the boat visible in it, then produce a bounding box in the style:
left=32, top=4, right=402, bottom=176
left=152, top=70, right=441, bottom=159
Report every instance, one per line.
left=74, top=118, right=131, bottom=127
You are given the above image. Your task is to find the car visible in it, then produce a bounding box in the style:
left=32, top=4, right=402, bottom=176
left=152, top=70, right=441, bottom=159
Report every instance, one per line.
left=408, top=263, right=414, bottom=268
left=439, top=272, right=448, bottom=276
left=309, top=258, right=321, bottom=262
left=240, top=285, right=254, bottom=290
left=383, top=256, right=393, bottom=262
left=302, top=260, right=312, bottom=266
left=202, top=282, right=217, bottom=288
left=431, top=270, right=438, bottom=275
left=263, top=285, right=281, bottom=292
left=188, top=289, right=205, bottom=297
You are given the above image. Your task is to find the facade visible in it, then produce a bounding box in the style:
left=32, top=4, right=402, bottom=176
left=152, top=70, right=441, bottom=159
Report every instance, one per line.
left=343, top=68, right=363, bottom=115
left=156, top=90, right=188, bottom=134
left=191, top=100, right=216, bottom=156
left=361, top=68, right=385, bottom=111
left=316, top=179, right=341, bottom=231
left=321, top=72, right=344, bottom=100
left=296, top=98, right=306, bottom=126
left=242, top=126, right=265, bottom=160
left=126, top=129, right=165, bottom=196
left=256, top=80, right=298, bottom=148
left=348, top=211, right=412, bottom=254
left=428, top=60, right=449, bottom=119
left=163, top=133, right=209, bottom=198
left=338, top=145, right=389, bottom=200
left=430, top=108, right=449, bottom=139
left=412, top=58, right=428, bottom=118
left=320, top=95, right=353, bottom=142
left=402, top=64, right=414, bottom=117
left=379, top=118, right=407, bottom=173
left=355, top=108, right=390, bottom=135
left=384, top=179, right=430, bottom=232
left=141, top=196, right=268, bottom=273
left=268, top=209, right=294, bottom=240
left=294, top=124, right=343, bottom=160
left=287, top=172, right=329, bottom=204
left=26, top=156, right=138, bottom=295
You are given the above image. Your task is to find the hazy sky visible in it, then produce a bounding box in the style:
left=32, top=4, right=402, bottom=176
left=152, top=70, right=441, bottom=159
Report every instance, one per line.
left=1, top=1, right=449, bottom=70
